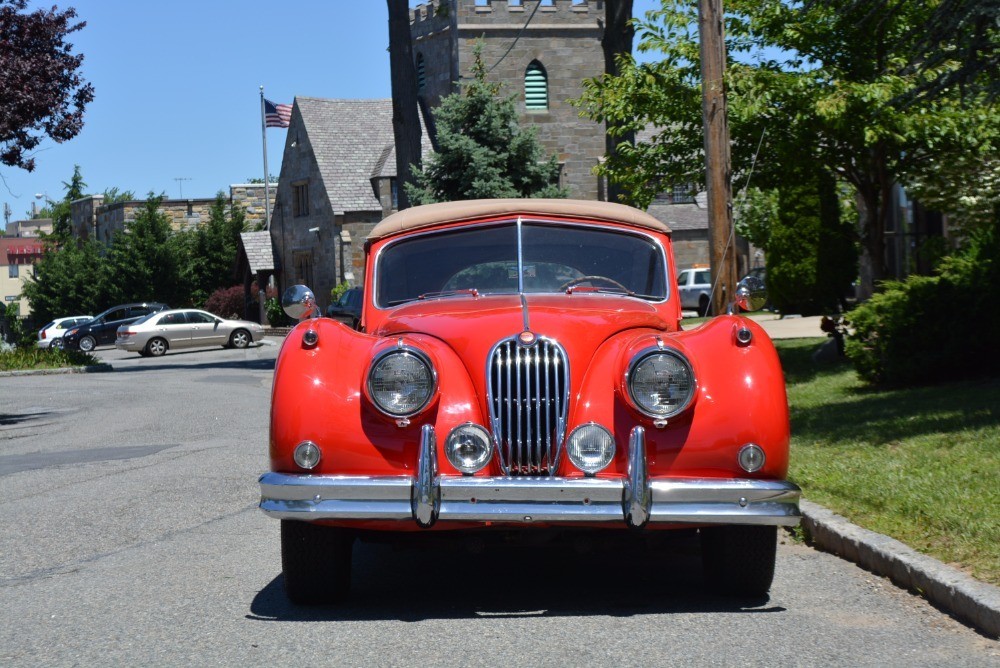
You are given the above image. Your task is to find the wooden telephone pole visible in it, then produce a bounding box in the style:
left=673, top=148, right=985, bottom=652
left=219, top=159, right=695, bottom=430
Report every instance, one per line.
left=699, top=0, right=738, bottom=315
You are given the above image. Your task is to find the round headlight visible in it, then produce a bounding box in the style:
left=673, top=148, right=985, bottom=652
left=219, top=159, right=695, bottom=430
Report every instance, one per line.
left=367, top=348, right=435, bottom=417
left=627, top=350, right=695, bottom=418
left=566, top=423, right=616, bottom=475
left=445, top=423, right=493, bottom=474
left=293, top=441, right=321, bottom=470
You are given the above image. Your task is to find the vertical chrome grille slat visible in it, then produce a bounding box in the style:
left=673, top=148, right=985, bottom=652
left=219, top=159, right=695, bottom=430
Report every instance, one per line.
left=487, top=337, right=569, bottom=476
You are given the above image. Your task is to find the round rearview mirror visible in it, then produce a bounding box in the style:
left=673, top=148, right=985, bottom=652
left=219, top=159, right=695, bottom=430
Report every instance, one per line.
left=282, top=285, right=319, bottom=321
left=735, top=276, right=768, bottom=312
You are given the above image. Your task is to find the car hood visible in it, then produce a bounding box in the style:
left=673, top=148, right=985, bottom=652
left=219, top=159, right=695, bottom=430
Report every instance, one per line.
left=374, top=294, right=670, bottom=376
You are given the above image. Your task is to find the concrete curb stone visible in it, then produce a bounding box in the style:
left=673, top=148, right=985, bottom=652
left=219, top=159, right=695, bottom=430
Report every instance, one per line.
left=801, top=499, right=1000, bottom=639
left=0, top=363, right=112, bottom=377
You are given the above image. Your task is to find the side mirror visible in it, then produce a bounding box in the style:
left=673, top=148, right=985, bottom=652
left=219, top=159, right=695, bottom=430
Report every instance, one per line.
left=732, top=276, right=768, bottom=313
left=282, top=285, right=319, bottom=321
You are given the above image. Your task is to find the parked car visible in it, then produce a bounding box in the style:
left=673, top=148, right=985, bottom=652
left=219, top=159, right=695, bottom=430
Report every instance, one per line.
left=36, top=315, right=93, bottom=349
left=325, top=287, right=362, bottom=329
left=676, top=265, right=713, bottom=316
left=62, top=302, right=170, bottom=352
left=259, top=199, right=799, bottom=604
left=115, top=308, right=265, bottom=356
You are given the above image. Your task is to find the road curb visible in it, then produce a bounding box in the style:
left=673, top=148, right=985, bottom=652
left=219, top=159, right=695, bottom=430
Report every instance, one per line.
left=800, top=499, right=1000, bottom=639
left=0, top=363, right=112, bottom=377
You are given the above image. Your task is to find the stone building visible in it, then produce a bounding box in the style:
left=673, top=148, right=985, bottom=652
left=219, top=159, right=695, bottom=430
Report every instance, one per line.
left=269, top=97, right=431, bottom=311
left=69, top=185, right=276, bottom=244
left=1, top=237, right=44, bottom=316
left=411, top=0, right=607, bottom=200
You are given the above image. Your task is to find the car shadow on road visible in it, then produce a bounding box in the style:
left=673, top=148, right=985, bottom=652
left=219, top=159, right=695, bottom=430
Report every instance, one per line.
left=247, top=533, right=784, bottom=622
left=109, top=357, right=276, bottom=373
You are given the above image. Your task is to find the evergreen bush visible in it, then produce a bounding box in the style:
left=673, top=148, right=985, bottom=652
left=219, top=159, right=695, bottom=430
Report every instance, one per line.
left=846, top=206, right=1000, bottom=385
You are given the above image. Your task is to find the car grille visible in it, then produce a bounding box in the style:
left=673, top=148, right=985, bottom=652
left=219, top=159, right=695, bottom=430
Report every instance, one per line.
left=487, top=337, right=569, bottom=475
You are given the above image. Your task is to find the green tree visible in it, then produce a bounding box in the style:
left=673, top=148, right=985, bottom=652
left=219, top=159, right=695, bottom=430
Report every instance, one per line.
left=575, top=0, right=999, bottom=299
left=184, top=193, right=247, bottom=306
left=406, top=43, right=567, bottom=204
left=102, top=194, right=185, bottom=306
left=21, top=236, right=105, bottom=325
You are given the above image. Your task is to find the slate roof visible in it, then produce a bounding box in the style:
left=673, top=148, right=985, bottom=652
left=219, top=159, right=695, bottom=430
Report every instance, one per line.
left=295, top=97, right=432, bottom=213
left=645, top=201, right=708, bottom=231
left=238, top=231, right=277, bottom=273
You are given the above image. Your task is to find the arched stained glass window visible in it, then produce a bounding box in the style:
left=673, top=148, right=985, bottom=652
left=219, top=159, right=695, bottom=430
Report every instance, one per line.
left=524, top=61, right=548, bottom=111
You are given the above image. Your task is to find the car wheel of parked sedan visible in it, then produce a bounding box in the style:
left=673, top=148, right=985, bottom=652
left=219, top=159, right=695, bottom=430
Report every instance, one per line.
left=50, top=338, right=64, bottom=350
left=145, top=337, right=168, bottom=357
left=78, top=335, right=96, bottom=352
left=700, top=525, right=776, bottom=597
left=228, top=329, right=251, bottom=349
left=280, top=520, right=353, bottom=604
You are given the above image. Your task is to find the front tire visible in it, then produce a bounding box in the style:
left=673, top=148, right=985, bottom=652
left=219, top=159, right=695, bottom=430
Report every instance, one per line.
left=281, top=520, right=353, bottom=605
left=145, top=337, right=168, bottom=357
left=701, top=525, right=777, bottom=597
left=697, top=295, right=711, bottom=318
left=78, top=335, right=96, bottom=352
left=229, top=329, right=250, bottom=349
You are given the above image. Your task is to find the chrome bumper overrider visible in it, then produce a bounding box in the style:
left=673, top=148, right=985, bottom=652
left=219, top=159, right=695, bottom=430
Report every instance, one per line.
left=259, top=426, right=802, bottom=529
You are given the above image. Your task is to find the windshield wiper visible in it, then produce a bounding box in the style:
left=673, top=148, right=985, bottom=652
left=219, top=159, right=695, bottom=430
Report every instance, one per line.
left=565, top=286, right=635, bottom=296
left=418, top=288, right=480, bottom=300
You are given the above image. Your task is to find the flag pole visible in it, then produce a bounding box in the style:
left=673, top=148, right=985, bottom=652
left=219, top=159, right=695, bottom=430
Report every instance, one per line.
left=259, top=85, right=271, bottom=231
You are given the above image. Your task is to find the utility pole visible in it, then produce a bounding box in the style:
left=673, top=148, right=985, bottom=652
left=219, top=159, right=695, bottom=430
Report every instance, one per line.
left=699, top=0, right=738, bottom=315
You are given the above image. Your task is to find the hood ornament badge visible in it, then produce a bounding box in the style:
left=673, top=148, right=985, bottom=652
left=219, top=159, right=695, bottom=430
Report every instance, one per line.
left=517, top=330, right=537, bottom=346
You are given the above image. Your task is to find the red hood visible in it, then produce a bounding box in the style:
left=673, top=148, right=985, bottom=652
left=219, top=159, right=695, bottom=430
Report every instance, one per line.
left=374, top=294, right=671, bottom=386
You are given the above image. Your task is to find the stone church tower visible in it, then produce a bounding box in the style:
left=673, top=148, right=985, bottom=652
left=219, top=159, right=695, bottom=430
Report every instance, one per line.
left=409, top=0, right=607, bottom=200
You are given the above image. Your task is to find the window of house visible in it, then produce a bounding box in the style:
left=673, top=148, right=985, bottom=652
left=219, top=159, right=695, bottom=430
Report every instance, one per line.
left=391, top=179, right=399, bottom=210
left=8, top=264, right=18, bottom=279
left=294, top=251, right=313, bottom=287
left=671, top=183, right=695, bottom=204
left=416, top=53, right=426, bottom=92
left=525, top=61, right=548, bottom=111
left=292, top=182, right=309, bottom=218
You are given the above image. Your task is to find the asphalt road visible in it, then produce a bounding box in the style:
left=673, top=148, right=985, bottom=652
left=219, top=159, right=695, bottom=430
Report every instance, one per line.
left=1, top=340, right=997, bottom=666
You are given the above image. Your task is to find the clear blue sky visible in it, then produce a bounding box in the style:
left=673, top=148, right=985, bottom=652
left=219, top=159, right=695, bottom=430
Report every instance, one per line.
left=3, top=1, right=662, bottom=222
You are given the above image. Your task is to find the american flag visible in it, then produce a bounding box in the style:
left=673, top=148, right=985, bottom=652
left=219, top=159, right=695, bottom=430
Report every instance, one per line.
left=264, top=98, right=292, bottom=128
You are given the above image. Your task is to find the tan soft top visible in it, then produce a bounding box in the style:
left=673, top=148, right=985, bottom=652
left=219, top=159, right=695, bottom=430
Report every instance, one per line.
left=367, top=198, right=671, bottom=241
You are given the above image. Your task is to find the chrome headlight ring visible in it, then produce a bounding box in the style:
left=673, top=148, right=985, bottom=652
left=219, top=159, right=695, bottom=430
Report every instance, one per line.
left=625, top=347, right=697, bottom=419
left=366, top=344, right=438, bottom=418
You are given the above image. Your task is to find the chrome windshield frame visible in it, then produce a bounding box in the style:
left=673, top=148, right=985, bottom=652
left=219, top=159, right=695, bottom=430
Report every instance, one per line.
left=371, top=217, right=672, bottom=311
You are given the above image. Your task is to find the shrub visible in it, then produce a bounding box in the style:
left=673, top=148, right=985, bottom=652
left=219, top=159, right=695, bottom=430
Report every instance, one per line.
left=204, top=285, right=245, bottom=319
left=846, top=208, right=1000, bottom=385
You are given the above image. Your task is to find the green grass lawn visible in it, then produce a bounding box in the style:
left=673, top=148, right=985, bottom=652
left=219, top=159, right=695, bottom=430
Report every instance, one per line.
left=777, top=338, right=1000, bottom=585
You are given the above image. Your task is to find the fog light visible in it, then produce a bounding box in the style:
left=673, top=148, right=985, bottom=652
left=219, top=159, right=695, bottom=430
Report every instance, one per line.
left=567, top=423, right=615, bottom=475
left=293, top=441, right=321, bottom=470
left=738, top=443, right=765, bottom=473
left=445, top=423, right=492, bottom=474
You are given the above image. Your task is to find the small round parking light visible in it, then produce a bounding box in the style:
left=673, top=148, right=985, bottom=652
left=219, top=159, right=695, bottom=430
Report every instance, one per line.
left=293, top=441, right=321, bottom=470
left=445, top=424, right=493, bottom=474
left=738, top=443, right=765, bottom=473
left=567, top=423, right=616, bottom=475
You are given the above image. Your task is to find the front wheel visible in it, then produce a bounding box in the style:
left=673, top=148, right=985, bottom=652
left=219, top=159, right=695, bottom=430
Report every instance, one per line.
left=701, top=525, right=777, bottom=597
left=697, top=295, right=711, bottom=318
left=78, top=335, right=96, bottom=352
left=51, top=338, right=64, bottom=350
left=281, top=520, right=353, bottom=605
left=229, top=329, right=250, bottom=349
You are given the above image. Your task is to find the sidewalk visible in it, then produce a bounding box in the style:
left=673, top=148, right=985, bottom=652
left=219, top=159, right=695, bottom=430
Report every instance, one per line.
left=745, top=313, right=826, bottom=340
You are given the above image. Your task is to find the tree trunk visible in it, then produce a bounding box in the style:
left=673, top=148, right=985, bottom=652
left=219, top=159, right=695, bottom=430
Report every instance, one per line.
left=602, top=0, right=635, bottom=203
left=387, top=0, right=422, bottom=211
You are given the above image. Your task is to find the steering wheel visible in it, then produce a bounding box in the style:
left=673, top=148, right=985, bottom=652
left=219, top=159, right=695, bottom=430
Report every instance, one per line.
left=559, top=275, right=630, bottom=292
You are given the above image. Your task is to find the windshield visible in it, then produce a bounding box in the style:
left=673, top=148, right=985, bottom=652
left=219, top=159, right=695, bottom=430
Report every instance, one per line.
left=375, top=220, right=668, bottom=307
left=132, top=313, right=157, bottom=326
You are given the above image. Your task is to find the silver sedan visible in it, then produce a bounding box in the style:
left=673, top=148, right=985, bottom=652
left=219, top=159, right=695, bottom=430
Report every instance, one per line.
left=115, top=309, right=265, bottom=357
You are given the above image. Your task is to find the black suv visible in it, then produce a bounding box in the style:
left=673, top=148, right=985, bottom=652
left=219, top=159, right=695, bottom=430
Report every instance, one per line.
left=63, top=302, right=170, bottom=352
left=325, top=287, right=362, bottom=329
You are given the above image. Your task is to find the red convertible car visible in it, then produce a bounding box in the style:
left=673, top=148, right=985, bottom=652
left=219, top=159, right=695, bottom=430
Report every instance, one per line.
left=259, top=199, right=800, bottom=604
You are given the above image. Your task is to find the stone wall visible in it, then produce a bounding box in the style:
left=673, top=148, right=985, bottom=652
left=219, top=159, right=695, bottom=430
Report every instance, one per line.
left=411, top=0, right=607, bottom=200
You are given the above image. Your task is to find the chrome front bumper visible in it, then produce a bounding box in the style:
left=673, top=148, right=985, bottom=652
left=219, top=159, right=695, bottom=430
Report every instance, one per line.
left=259, top=426, right=802, bottom=529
